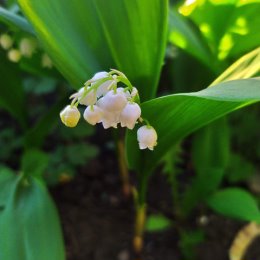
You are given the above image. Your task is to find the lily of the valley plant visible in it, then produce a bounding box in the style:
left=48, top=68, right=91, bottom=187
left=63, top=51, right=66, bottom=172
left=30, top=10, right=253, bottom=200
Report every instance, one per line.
left=60, top=69, right=158, bottom=151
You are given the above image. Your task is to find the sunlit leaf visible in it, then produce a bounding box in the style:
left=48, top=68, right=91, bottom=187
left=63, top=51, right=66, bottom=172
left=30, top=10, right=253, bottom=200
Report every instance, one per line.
left=169, top=8, right=215, bottom=70
left=210, top=47, right=260, bottom=85
left=180, top=0, right=260, bottom=60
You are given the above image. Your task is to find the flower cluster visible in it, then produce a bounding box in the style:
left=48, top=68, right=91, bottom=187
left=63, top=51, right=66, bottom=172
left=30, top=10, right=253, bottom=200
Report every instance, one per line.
left=0, top=33, right=52, bottom=68
left=60, top=70, right=157, bottom=150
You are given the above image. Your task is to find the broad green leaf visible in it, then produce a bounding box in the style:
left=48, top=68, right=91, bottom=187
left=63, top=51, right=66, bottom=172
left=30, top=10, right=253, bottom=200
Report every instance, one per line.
left=207, top=188, right=260, bottom=222
left=126, top=77, right=260, bottom=175
left=0, top=50, right=27, bottom=128
left=0, top=176, right=65, bottom=260
left=18, top=0, right=168, bottom=100
left=21, top=149, right=49, bottom=177
left=145, top=214, right=172, bottom=232
left=0, top=6, right=34, bottom=34
left=0, top=166, right=16, bottom=208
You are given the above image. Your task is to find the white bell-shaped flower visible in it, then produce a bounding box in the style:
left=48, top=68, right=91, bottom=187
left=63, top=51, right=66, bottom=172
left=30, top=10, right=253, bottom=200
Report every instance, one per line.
left=19, top=38, right=37, bottom=58
left=0, top=34, right=13, bottom=50
left=137, top=125, right=158, bottom=150
left=101, top=110, right=120, bottom=129
left=117, top=87, right=131, bottom=99
left=92, top=71, right=108, bottom=81
left=7, top=49, right=21, bottom=63
left=91, top=71, right=114, bottom=97
left=120, top=102, right=141, bottom=129
left=100, top=90, right=127, bottom=112
left=96, top=81, right=114, bottom=97
left=97, top=98, right=119, bottom=129
left=60, top=105, right=81, bottom=127
left=83, top=105, right=103, bottom=125
left=78, top=87, right=97, bottom=106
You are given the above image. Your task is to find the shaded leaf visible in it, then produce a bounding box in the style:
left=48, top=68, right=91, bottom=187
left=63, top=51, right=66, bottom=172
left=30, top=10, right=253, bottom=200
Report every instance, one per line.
left=0, top=166, right=16, bottom=208
left=0, top=176, right=65, bottom=260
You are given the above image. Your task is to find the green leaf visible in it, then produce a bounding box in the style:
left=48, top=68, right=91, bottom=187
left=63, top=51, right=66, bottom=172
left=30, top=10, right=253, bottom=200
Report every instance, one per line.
left=0, top=6, right=34, bottom=34
left=21, top=149, right=49, bottom=177
left=126, top=77, right=260, bottom=175
left=0, top=50, right=27, bottom=128
left=169, top=8, right=215, bottom=70
left=179, top=0, right=260, bottom=60
left=145, top=214, right=172, bottom=232
left=207, top=188, right=260, bottom=222
left=210, top=47, right=260, bottom=85
left=18, top=0, right=168, bottom=100
left=0, top=166, right=16, bottom=208
left=0, top=176, right=65, bottom=260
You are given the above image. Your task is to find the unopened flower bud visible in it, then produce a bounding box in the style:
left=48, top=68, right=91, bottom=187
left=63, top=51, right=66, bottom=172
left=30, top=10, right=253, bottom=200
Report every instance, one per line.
left=101, top=90, right=127, bottom=112
left=42, top=53, right=53, bottom=68
left=120, top=102, right=141, bottom=129
left=137, top=125, right=157, bottom=150
left=83, top=105, right=103, bottom=125
left=0, top=34, right=13, bottom=50
left=19, top=38, right=37, bottom=58
left=60, top=105, right=80, bottom=127
left=7, top=49, right=21, bottom=63
left=78, top=87, right=97, bottom=106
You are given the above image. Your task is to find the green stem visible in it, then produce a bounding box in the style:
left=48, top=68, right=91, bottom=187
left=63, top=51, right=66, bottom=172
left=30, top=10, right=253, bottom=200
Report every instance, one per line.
left=114, top=129, right=131, bottom=198
left=132, top=171, right=149, bottom=254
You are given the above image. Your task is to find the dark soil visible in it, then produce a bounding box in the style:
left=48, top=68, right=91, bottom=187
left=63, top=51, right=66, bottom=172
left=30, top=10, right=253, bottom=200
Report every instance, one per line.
left=51, top=152, right=260, bottom=260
